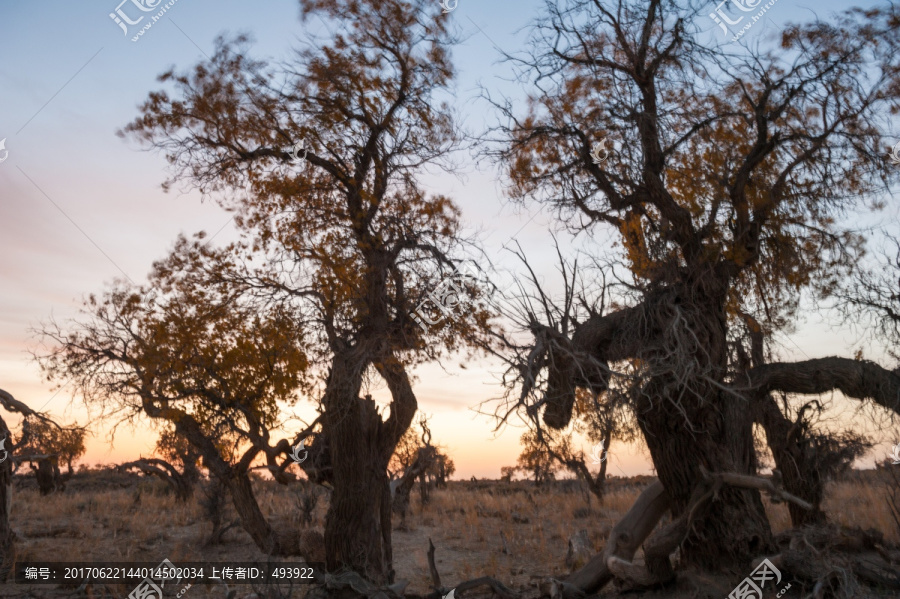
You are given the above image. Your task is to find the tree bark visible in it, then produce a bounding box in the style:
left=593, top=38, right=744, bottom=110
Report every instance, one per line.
left=635, top=291, right=773, bottom=570
left=747, top=357, right=900, bottom=415
left=322, top=353, right=395, bottom=584
left=565, top=480, right=670, bottom=593
left=544, top=291, right=776, bottom=570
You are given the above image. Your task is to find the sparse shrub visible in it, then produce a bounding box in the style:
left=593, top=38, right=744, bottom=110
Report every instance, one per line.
left=295, top=484, right=320, bottom=528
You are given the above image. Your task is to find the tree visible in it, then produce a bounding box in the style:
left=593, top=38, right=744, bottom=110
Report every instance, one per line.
left=429, top=452, right=455, bottom=487
left=0, top=389, right=82, bottom=580
left=16, top=418, right=86, bottom=477
left=388, top=414, right=455, bottom=515
left=15, top=416, right=87, bottom=494
left=117, top=427, right=203, bottom=502
left=41, top=0, right=490, bottom=585
left=493, top=0, right=900, bottom=577
left=155, top=427, right=202, bottom=486
left=496, top=246, right=637, bottom=501
left=837, top=233, right=900, bottom=361
left=516, top=430, right=559, bottom=486
left=738, top=312, right=874, bottom=526
left=530, top=389, right=622, bottom=502
left=40, top=280, right=314, bottom=556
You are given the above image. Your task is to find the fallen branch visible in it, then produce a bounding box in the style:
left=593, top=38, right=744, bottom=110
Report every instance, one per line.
left=427, top=538, right=442, bottom=590
left=564, top=480, right=670, bottom=595
left=700, top=467, right=814, bottom=511
left=454, top=576, right=518, bottom=599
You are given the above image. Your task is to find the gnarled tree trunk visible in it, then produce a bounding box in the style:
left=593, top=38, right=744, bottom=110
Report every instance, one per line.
left=321, top=354, right=395, bottom=585
left=552, top=288, right=775, bottom=570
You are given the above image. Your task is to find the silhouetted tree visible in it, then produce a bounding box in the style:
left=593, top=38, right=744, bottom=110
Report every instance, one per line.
left=0, top=389, right=81, bottom=580
left=493, top=0, right=900, bottom=577
left=40, top=0, right=490, bottom=584
left=516, top=430, right=559, bottom=486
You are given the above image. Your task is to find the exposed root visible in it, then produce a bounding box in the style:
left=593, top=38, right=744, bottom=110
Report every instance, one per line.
left=765, top=525, right=900, bottom=598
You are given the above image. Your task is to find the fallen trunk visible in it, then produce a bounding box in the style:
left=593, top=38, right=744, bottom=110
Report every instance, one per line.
left=564, top=480, right=670, bottom=595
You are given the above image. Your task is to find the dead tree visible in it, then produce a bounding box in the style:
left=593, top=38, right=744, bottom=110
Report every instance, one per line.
left=417, top=418, right=434, bottom=506
left=390, top=445, right=437, bottom=522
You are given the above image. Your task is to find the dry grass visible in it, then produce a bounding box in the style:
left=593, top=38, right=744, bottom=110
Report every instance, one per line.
left=3, top=471, right=896, bottom=598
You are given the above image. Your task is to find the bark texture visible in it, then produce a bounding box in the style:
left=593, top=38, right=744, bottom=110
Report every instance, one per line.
left=748, top=358, right=900, bottom=414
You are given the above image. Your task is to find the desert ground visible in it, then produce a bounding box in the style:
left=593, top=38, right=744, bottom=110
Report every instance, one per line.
left=3, top=468, right=898, bottom=599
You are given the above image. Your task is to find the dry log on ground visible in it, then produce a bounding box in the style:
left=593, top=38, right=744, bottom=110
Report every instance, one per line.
left=453, top=577, right=518, bottom=599
left=772, top=525, right=900, bottom=595
left=566, top=470, right=817, bottom=593
left=424, top=539, right=518, bottom=599
left=563, top=480, right=670, bottom=595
